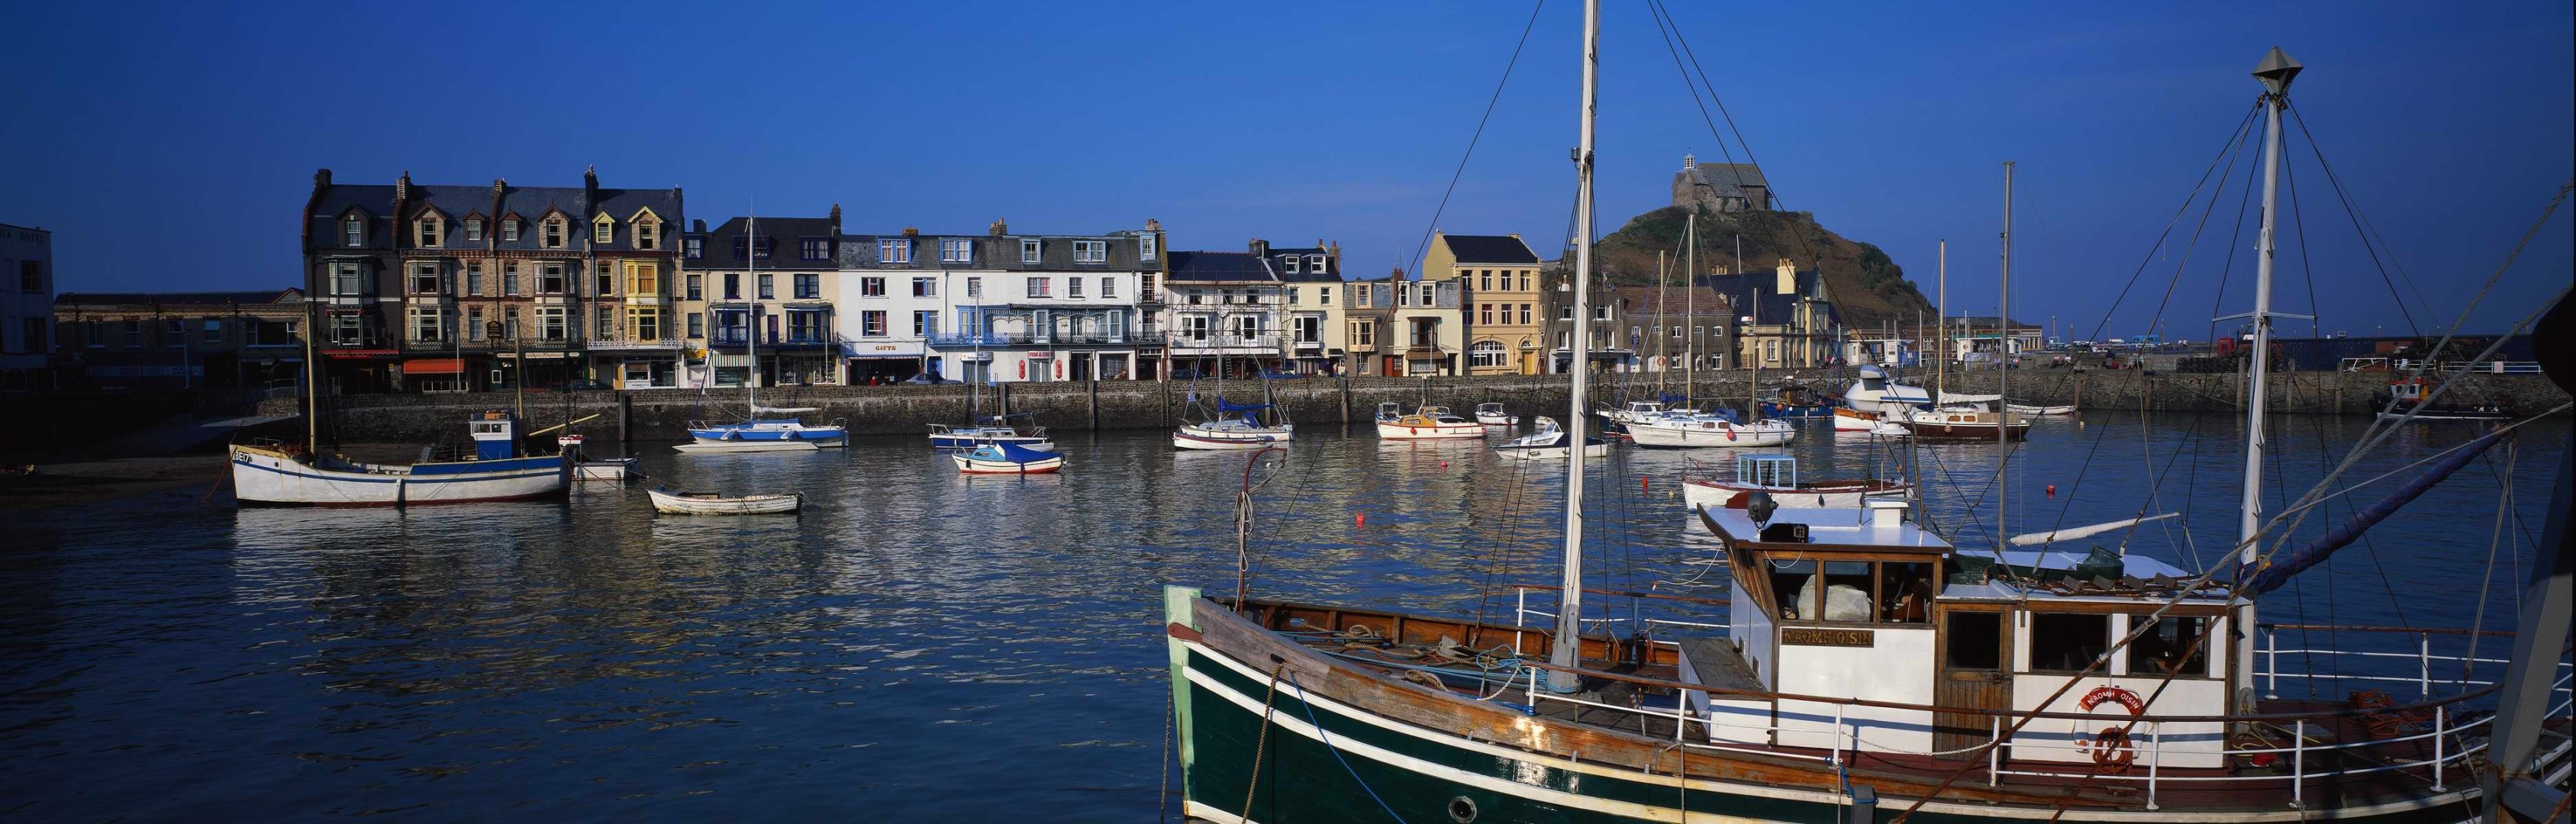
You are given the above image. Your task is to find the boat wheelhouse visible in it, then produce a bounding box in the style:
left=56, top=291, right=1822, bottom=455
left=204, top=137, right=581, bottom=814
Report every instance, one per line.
left=2374, top=376, right=2513, bottom=422
left=1473, top=402, right=1518, bottom=426
left=1491, top=416, right=1606, bottom=461
left=927, top=413, right=1052, bottom=450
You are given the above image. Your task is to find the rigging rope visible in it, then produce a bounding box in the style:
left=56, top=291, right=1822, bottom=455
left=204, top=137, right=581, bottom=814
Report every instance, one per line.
left=1285, top=670, right=1406, bottom=822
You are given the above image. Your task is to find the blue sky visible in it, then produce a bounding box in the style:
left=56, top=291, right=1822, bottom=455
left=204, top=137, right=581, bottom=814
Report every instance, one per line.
left=2, top=2, right=2566, bottom=340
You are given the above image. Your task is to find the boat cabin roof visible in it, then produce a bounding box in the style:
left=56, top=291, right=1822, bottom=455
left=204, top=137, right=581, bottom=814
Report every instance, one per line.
left=1939, top=549, right=2229, bottom=607
left=1701, top=504, right=1952, bottom=556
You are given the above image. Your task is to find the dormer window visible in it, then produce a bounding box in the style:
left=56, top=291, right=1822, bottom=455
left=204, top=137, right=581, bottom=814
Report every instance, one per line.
left=1021, top=239, right=1042, bottom=263
left=465, top=218, right=483, bottom=242
left=1308, top=255, right=1327, bottom=275
left=1072, top=240, right=1106, bottom=264
left=940, top=238, right=973, bottom=262
left=1281, top=256, right=1300, bottom=274
left=1139, top=233, right=1156, bottom=261
left=541, top=217, right=566, bottom=248
left=343, top=216, right=363, bottom=247
left=634, top=219, right=657, bottom=250
left=415, top=217, right=442, bottom=248
left=685, top=237, right=703, bottom=259
left=592, top=214, right=615, bottom=244
left=501, top=220, right=520, bottom=242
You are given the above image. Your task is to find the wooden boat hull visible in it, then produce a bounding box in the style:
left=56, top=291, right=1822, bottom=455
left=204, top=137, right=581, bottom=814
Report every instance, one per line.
left=1897, top=419, right=2032, bottom=441
left=646, top=488, right=801, bottom=515
left=230, top=444, right=567, bottom=507
left=1175, top=423, right=1294, bottom=450
left=1627, top=420, right=1795, bottom=449
left=1374, top=421, right=1488, bottom=440
left=1165, top=588, right=2482, bottom=824
left=1681, top=478, right=1910, bottom=510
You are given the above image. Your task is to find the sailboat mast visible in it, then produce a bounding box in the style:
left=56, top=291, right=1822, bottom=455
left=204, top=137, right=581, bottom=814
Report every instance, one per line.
left=1936, top=240, right=1946, bottom=402
left=2236, top=48, right=2300, bottom=703
left=1655, top=249, right=1668, bottom=393
left=1998, top=161, right=2013, bottom=552
left=1684, top=211, right=1695, bottom=399
left=1547, top=0, right=1601, bottom=694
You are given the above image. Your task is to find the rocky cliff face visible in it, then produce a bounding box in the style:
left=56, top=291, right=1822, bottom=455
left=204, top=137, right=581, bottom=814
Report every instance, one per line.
left=1591, top=205, right=1933, bottom=330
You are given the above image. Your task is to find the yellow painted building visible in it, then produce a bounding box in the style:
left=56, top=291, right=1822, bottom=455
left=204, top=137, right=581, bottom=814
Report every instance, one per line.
left=1424, top=232, right=1544, bottom=375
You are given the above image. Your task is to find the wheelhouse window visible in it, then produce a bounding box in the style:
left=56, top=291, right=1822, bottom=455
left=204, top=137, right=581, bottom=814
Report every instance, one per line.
left=2028, top=613, right=2110, bottom=674
left=1766, top=559, right=1933, bottom=624
left=2128, top=616, right=2210, bottom=677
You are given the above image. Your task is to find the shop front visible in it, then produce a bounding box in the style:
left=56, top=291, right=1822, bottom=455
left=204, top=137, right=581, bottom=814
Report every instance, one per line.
left=846, top=340, right=923, bottom=385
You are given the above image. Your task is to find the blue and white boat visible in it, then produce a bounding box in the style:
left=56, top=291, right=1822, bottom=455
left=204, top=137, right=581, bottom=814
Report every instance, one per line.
left=686, top=406, right=847, bottom=448
left=231, top=410, right=568, bottom=507
left=1174, top=399, right=1291, bottom=451
left=951, top=442, right=1063, bottom=475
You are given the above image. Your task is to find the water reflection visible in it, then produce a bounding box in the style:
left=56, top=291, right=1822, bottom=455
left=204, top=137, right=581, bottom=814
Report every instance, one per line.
left=0, top=414, right=2555, bottom=818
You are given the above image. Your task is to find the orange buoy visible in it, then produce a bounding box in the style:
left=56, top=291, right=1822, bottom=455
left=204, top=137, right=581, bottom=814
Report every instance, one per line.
left=1643, top=477, right=1652, bottom=493
left=2046, top=484, right=2058, bottom=499
left=1440, top=460, right=1448, bottom=468
left=1356, top=512, right=1365, bottom=529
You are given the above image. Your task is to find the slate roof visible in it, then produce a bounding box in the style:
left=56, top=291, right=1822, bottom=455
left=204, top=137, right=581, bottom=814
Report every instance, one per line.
left=1680, top=162, right=1768, bottom=201
left=305, top=176, right=681, bottom=254
left=58, top=288, right=303, bottom=307
left=690, top=216, right=840, bottom=269
left=1437, top=234, right=1539, bottom=265
left=1273, top=247, right=1342, bottom=282
left=1166, top=250, right=1275, bottom=283
left=836, top=230, right=1156, bottom=271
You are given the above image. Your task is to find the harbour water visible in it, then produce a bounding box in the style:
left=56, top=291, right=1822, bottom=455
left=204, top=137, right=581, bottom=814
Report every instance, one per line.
left=0, top=413, right=2558, bottom=819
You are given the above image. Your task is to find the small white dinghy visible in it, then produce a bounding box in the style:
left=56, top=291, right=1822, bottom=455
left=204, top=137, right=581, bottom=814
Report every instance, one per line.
left=647, top=487, right=802, bottom=515
left=2006, top=402, right=2077, bottom=416
left=1492, top=417, right=1607, bottom=460
left=673, top=436, right=821, bottom=454
left=1474, top=403, right=1518, bottom=426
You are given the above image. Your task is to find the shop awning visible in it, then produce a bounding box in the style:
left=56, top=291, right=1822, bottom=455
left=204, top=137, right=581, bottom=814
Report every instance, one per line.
left=710, top=354, right=756, bottom=368
left=403, top=358, right=465, bottom=375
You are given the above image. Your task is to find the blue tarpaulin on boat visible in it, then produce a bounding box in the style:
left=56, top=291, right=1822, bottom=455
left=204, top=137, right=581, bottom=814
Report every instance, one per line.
left=2240, top=429, right=2503, bottom=595
left=1217, top=400, right=1270, bottom=413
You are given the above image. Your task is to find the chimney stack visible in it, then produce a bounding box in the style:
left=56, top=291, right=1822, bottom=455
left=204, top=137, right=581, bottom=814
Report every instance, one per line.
left=902, top=227, right=920, bottom=237
left=1391, top=266, right=1406, bottom=279
left=492, top=178, right=505, bottom=195
left=314, top=169, right=333, bottom=189
left=583, top=165, right=598, bottom=189
left=1775, top=258, right=1796, bottom=295
left=1249, top=238, right=1269, bottom=258
left=990, top=217, right=1009, bottom=236
left=395, top=170, right=411, bottom=202
left=1144, top=217, right=1161, bottom=231
left=829, top=204, right=843, bottom=233
left=1683, top=153, right=1697, bottom=171
left=692, top=219, right=706, bottom=232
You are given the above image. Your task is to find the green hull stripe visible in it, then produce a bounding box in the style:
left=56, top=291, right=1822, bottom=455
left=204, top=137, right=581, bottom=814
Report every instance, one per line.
left=1176, top=644, right=2478, bottom=824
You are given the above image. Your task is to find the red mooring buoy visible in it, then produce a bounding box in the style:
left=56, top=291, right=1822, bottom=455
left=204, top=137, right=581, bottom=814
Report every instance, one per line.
left=1356, top=512, right=1366, bottom=529
left=2046, top=484, right=2058, bottom=499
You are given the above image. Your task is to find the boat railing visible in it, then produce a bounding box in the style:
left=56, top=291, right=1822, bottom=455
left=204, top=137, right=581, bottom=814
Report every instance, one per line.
left=1482, top=655, right=2568, bottom=812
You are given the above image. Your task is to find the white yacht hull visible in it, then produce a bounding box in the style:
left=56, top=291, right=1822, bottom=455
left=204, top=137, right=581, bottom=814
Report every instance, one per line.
left=230, top=445, right=567, bottom=507
left=1626, top=419, right=1795, bottom=449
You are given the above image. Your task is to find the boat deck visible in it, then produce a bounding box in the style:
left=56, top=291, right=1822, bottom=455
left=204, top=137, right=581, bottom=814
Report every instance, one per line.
left=1235, top=598, right=2552, bottom=819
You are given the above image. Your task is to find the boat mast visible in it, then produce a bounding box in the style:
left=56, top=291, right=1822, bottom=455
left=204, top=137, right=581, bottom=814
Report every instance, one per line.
left=746, top=213, right=759, bottom=412
left=1936, top=239, right=1946, bottom=403
left=2233, top=47, right=2300, bottom=704
left=1998, top=161, right=2013, bottom=553
left=1684, top=210, right=1696, bottom=401
left=1654, top=249, right=1668, bottom=394
left=303, top=294, right=319, bottom=453
left=1548, top=0, right=1601, bottom=694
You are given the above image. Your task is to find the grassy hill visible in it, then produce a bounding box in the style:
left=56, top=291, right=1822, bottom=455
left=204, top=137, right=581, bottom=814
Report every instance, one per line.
left=1591, top=206, right=1933, bottom=330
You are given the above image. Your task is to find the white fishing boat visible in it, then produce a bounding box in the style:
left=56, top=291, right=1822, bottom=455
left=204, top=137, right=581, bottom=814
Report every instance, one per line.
left=1373, top=402, right=1486, bottom=440
left=1491, top=417, right=1606, bottom=460
left=952, top=442, right=1064, bottom=475
left=231, top=410, right=568, bottom=507
left=1473, top=402, right=1518, bottom=426
left=1839, top=363, right=1930, bottom=412
left=646, top=487, right=801, bottom=515
left=928, top=413, right=1053, bottom=450
left=1829, top=404, right=1884, bottom=432
left=1626, top=413, right=1795, bottom=449
left=1680, top=452, right=1908, bottom=510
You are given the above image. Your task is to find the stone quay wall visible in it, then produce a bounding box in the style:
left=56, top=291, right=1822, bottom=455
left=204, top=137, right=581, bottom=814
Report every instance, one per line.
left=266, top=369, right=2568, bottom=444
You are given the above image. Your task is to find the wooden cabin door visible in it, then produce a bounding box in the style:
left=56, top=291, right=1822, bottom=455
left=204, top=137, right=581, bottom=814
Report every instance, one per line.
left=1933, top=605, right=2013, bottom=760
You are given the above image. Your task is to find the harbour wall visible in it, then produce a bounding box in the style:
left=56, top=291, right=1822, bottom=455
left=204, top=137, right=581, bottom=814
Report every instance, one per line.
left=266, top=369, right=2571, bottom=444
